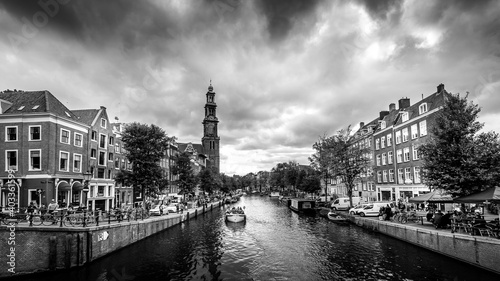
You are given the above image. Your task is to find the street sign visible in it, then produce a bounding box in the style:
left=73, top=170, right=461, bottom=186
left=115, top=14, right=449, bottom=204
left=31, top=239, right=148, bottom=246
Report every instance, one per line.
left=36, top=189, right=44, bottom=195
left=98, top=231, right=109, bottom=241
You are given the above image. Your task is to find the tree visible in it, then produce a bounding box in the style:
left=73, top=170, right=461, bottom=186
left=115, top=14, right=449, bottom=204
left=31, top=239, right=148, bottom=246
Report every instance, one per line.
left=315, top=126, right=370, bottom=208
left=284, top=161, right=300, bottom=193
left=309, top=134, right=331, bottom=201
left=120, top=122, right=172, bottom=201
left=420, top=93, right=500, bottom=197
left=172, top=151, right=198, bottom=198
left=198, top=167, right=219, bottom=196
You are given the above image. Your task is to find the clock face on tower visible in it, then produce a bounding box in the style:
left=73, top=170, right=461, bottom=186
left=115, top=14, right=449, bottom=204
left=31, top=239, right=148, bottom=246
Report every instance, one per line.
left=206, top=123, right=215, bottom=136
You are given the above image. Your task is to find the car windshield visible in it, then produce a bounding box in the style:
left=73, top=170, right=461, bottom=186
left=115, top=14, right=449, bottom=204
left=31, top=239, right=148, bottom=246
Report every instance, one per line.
left=364, top=205, right=373, bottom=209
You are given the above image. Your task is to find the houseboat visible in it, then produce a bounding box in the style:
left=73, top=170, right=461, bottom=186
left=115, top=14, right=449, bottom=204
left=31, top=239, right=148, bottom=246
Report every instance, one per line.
left=289, top=199, right=316, bottom=214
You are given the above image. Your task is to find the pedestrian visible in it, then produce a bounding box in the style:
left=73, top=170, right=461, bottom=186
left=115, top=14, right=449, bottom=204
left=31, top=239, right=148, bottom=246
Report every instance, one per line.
left=27, top=202, right=36, bottom=215
left=48, top=199, right=58, bottom=214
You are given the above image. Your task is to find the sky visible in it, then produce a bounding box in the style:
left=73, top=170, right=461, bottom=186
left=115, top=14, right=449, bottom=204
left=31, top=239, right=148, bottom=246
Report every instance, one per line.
left=1, top=0, right=500, bottom=176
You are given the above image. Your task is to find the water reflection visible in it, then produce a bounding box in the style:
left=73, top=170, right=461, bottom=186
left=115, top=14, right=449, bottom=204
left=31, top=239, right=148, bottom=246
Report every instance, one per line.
left=15, top=195, right=500, bottom=281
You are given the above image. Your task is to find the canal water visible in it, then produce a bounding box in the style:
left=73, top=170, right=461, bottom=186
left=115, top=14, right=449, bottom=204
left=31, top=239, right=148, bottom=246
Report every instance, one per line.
left=18, top=195, right=500, bottom=281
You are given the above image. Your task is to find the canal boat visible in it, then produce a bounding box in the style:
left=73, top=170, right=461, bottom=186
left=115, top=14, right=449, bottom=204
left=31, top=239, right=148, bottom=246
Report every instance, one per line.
left=225, top=207, right=246, bottom=223
left=289, top=199, right=316, bottom=214
left=327, top=211, right=349, bottom=225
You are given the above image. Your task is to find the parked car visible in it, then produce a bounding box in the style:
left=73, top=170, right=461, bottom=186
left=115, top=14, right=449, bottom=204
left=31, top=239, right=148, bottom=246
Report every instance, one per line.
left=149, top=204, right=167, bottom=216
left=348, top=203, right=371, bottom=215
left=164, top=203, right=178, bottom=214
left=358, top=202, right=396, bottom=217
left=331, top=197, right=362, bottom=211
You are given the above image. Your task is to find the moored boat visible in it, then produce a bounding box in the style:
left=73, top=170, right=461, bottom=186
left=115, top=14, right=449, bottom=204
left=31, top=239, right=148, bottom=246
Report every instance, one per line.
left=327, top=211, right=349, bottom=224
left=225, top=207, right=246, bottom=223
left=289, top=199, right=316, bottom=214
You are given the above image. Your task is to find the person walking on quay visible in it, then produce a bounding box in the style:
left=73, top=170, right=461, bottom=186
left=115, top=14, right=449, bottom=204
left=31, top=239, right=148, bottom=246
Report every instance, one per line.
left=26, top=202, right=37, bottom=220
left=48, top=199, right=58, bottom=214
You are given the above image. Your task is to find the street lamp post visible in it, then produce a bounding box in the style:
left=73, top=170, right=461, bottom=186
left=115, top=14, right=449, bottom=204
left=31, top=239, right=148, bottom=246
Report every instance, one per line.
left=82, top=171, right=92, bottom=227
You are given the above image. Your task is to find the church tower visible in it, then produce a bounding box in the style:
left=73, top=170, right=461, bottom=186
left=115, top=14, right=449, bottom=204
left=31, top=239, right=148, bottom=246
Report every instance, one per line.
left=202, top=82, right=220, bottom=173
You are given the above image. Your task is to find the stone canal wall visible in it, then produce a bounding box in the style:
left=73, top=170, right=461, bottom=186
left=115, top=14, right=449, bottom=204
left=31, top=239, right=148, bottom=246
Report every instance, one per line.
left=350, top=216, right=500, bottom=275
left=0, top=202, right=221, bottom=278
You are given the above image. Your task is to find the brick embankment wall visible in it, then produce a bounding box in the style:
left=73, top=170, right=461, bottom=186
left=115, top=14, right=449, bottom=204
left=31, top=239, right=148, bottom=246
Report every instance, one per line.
left=349, top=216, right=500, bottom=275
left=0, top=202, right=222, bottom=278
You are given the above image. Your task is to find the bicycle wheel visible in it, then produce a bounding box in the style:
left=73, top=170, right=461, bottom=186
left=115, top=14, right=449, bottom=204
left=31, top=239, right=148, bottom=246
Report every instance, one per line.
left=400, top=216, right=408, bottom=224
left=41, top=214, right=55, bottom=226
left=31, top=215, right=44, bottom=226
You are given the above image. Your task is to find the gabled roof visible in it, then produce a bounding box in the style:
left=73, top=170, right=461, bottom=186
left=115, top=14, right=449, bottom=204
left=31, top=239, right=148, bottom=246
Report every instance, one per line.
left=178, top=142, right=206, bottom=157
left=72, top=109, right=100, bottom=125
left=392, top=89, right=447, bottom=127
left=0, top=90, right=78, bottom=119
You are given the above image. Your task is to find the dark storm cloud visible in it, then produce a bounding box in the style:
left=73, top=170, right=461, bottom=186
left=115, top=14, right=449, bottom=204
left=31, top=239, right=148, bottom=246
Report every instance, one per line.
left=255, top=0, right=323, bottom=41
left=354, top=0, right=403, bottom=23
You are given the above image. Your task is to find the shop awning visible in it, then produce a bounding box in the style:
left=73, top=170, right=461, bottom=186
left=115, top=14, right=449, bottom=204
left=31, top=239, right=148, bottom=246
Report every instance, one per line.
left=408, top=190, right=454, bottom=203
left=454, top=187, right=500, bottom=203
left=58, top=182, right=71, bottom=191
left=72, top=181, right=84, bottom=191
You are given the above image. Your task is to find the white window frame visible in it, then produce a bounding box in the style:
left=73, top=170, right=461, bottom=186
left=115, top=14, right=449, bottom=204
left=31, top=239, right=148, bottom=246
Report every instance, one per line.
left=382, top=170, right=388, bottom=182
left=420, top=120, right=427, bottom=136
left=381, top=137, right=385, bottom=148
left=405, top=167, right=412, bottom=183
left=377, top=171, right=382, bottom=183
left=101, top=118, right=107, bottom=128
left=388, top=151, right=393, bottom=164
left=419, top=103, right=428, bottom=114
left=402, top=128, right=409, bottom=142
left=108, top=152, right=114, bottom=162
left=375, top=138, right=380, bottom=150
left=5, top=150, right=18, bottom=171
left=74, top=133, right=83, bottom=147
left=60, top=128, right=70, bottom=144
left=28, top=149, right=42, bottom=171
left=59, top=151, right=70, bottom=172
left=412, top=145, right=419, bottom=160
left=403, top=147, right=410, bottom=162
left=98, top=151, right=106, bottom=166
left=73, top=153, right=82, bottom=173
left=380, top=121, right=386, bottom=129
left=99, top=133, right=107, bottom=149
left=411, top=124, right=418, bottom=139
left=5, top=126, right=18, bottom=142
left=395, top=131, right=401, bottom=144
left=91, top=130, right=97, bottom=141
left=382, top=153, right=387, bottom=165
left=387, top=133, right=392, bottom=146
left=414, top=167, right=421, bottom=183
left=29, top=125, right=41, bottom=141
left=90, top=148, right=97, bottom=159
left=396, top=149, right=403, bottom=163
left=376, top=155, right=381, bottom=166
left=397, top=168, right=404, bottom=184
left=389, top=169, right=394, bottom=182
left=109, top=136, right=114, bottom=146
left=402, top=112, right=409, bottom=122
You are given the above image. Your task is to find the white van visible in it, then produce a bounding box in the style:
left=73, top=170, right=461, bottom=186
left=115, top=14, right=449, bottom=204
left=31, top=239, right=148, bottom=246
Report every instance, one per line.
left=331, top=197, right=361, bottom=210
left=357, top=202, right=396, bottom=217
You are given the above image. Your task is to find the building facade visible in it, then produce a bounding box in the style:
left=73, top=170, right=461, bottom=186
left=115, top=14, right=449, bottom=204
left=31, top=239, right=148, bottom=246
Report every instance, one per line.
left=201, top=83, right=220, bottom=173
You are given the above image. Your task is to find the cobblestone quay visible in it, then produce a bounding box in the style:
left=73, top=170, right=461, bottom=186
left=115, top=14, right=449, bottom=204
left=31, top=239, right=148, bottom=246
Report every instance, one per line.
left=0, top=202, right=221, bottom=278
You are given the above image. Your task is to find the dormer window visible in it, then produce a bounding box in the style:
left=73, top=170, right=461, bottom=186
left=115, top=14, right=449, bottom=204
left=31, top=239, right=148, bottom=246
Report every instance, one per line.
left=401, top=112, right=409, bottom=122
left=419, top=103, right=428, bottom=114
left=65, top=111, right=71, bottom=117
left=32, top=105, right=39, bottom=110
left=17, top=106, right=25, bottom=110
left=101, top=118, right=107, bottom=128
left=380, top=121, right=386, bottom=129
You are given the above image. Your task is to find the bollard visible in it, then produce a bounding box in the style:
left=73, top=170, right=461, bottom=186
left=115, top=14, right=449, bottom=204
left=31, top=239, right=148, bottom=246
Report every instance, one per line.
left=59, top=213, right=63, bottom=227
left=108, top=211, right=111, bottom=224
left=29, top=214, right=33, bottom=227
left=96, top=213, right=100, bottom=226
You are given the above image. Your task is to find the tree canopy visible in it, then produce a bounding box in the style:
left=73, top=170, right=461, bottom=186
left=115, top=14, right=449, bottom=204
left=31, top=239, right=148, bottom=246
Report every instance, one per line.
left=420, top=93, right=500, bottom=197
left=172, top=151, right=199, bottom=197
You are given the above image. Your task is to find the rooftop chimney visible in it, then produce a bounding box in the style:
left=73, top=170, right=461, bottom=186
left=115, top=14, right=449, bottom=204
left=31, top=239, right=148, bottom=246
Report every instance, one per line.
left=398, top=98, right=410, bottom=109
left=389, top=103, right=396, bottom=111
left=359, top=122, right=365, bottom=128
left=437, top=83, right=445, bottom=93
left=379, top=110, right=389, bottom=120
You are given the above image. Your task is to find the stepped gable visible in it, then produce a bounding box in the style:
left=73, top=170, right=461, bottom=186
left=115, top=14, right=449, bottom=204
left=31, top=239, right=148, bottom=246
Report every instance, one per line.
left=0, top=90, right=78, bottom=119
left=178, top=142, right=206, bottom=155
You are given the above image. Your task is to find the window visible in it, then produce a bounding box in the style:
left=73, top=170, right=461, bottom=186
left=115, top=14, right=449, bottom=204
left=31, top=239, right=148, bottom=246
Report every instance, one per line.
left=380, top=121, right=386, bottom=129
left=412, top=146, right=420, bottom=160
left=419, top=120, right=427, bottom=136
left=29, top=126, right=41, bottom=141
left=91, top=130, right=97, bottom=141
left=367, top=138, right=371, bottom=147
left=98, top=186, right=104, bottom=196
left=382, top=153, right=387, bottom=165
left=376, top=155, right=381, bottom=166
left=74, top=133, right=83, bottom=147
left=377, top=171, right=382, bottom=183
left=389, top=169, right=395, bottom=182
left=29, top=150, right=41, bottom=170
left=6, top=150, right=18, bottom=171
left=73, top=154, right=82, bottom=173
left=396, top=149, right=403, bottom=163
left=115, top=144, right=120, bottom=153
left=99, top=151, right=106, bottom=165
left=383, top=170, right=388, bottom=182
left=381, top=137, right=385, bottom=148
left=109, top=136, right=114, bottom=146
left=6, top=126, right=17, bottom=141
left=403, top=147, right=410, bottom=162
left=411, top=124, right=418, bottom=139
left=414, top=167, right=421, bottom=183
left=91, top=149, right=97, bottom=158
left=375, top=139, right=380, bottom=150
left=395, top=131, right=401, bottom=144
left=108, top=153, right=113, bottom=161
left=402, top=128, right=409, bottom=142
left=388, top=151, right=393, bottom=164
left=99, top=134, right=106, bottom=149
left=397, top=168, right=403, bottom=184
left=59, top=151, right=69, bottom=171
left=101, top=118, right=107, bottom=128
left=402, top=112, right=409, bottom=122
left=419, top=103, right=428, bottom=114
left=60, top=129, right=70, bottom=144
left=115, top=158, right=119, bottom=169
left=387, top=133, right=392, bottom=146
left=405, top=167, right=412, bottom=183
